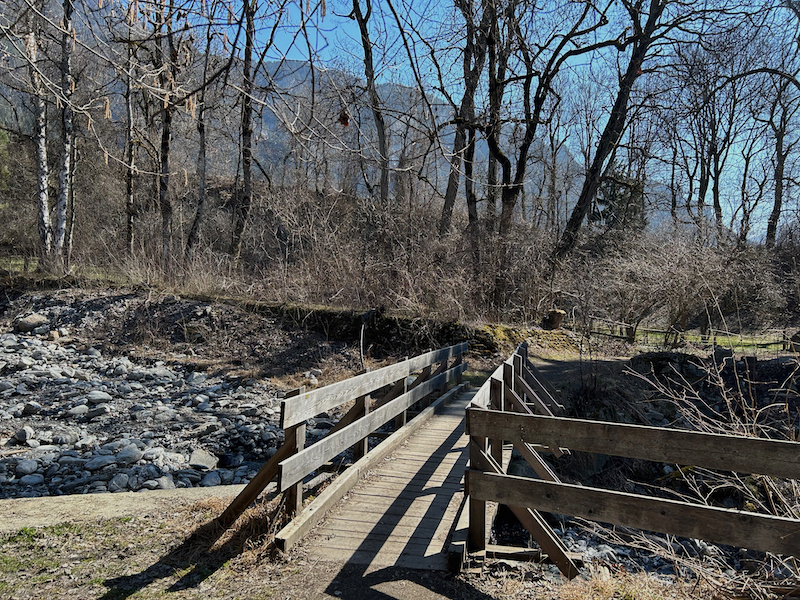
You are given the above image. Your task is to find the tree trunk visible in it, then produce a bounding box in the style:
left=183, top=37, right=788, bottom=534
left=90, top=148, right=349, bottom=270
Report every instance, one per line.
left=465, top=128, right=480, bottom=272
left=352, top=0, right=389, bottom=204
left=54, top=0, right=74, bottom=271
left=439, top=125, right=467, bottom=235
left=159, top=107, right=173, bottom=264
left=155, top=0, right=175, bottom=266
left=125, top=42, right=136, bottom=255
left=231, top=0, right=255, bottom=258
left=438, top=0, right=492, bottom=236
left=26, top=31, right=52, bottom=260
left=554, top=2, right=665, bottom=259
left=767, top=124, right=786, bottom=249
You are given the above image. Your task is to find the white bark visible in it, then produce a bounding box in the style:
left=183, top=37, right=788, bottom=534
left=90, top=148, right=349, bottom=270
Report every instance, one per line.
left=26, top=31, right=52, bottom=258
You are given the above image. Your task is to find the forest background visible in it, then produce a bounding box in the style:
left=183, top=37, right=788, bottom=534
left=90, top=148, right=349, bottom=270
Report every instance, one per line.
left=1, top=0, right=800, bottom=339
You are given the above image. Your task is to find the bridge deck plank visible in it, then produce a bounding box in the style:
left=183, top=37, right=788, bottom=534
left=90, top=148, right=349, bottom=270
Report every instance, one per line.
left=304, top=391, right=474, bottom=570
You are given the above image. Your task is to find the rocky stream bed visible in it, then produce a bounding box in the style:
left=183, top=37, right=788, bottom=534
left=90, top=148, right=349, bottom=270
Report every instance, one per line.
left=0, top=290, right=358, bottom=500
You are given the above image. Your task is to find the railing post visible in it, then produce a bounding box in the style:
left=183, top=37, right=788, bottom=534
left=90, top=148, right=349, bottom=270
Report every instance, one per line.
left=351, top=394, right=370, bottom=461
left=467, top=409, right=486, bottom=553
left=489, top=375, right=503, bottom=467
left=284, top=422, right=306, bottom=517
left=393, top=379, right=408, bottom=430
left=453, top=353, right=464, bottom=385
left=284, top=385, right=306, bottom=518
left=431, top=357, right=449, bottom=406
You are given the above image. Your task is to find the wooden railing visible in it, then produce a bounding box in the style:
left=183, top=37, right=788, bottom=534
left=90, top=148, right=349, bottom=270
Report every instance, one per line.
left=463, top=342, right=800, bottom=578
left=217, top=342, right=468, bottom=531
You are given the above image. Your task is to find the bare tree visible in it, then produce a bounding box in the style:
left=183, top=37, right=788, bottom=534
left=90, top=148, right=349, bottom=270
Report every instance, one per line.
left=350, top=0, right=390, bottom=204
left=437, top=0, right=492, bottom=236
left=231, top=0, right=256, bottom=258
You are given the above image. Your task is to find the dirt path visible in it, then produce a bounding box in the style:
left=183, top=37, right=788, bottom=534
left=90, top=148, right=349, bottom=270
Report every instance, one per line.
left=0, top=484, right=246, bottom=533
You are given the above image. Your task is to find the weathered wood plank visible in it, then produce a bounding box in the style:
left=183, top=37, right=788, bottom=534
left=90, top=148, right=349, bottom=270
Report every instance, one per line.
left=281, top=343, right=467, bottom=428
left=309, top=534, right=445, bottom=554
left=321, top=511, right=463, bottom=536
left=309, top=548, right=448, bottom=570
left=314, top=520, right=454, bottom=543
left=279, top=364, right=467, bottom=491
left=407, top=342, right=468, bottom=373
left=281, top=362, right=409, bottom=428
left=349, top=479, right=464, bottom=495
left=467, top=409, right=800, bottom=479
left=327, top=495, right=463, bottom=518
left=467, top=471, right=800, bottom=557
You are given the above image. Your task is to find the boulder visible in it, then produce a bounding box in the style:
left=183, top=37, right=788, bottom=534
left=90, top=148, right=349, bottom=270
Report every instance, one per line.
left=15, top=313, right=50, bottom=333
left=189, top=448, right=218, bottom=470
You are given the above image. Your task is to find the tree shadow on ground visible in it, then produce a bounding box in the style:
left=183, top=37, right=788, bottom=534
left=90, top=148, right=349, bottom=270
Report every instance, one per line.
left=98, top=498, right=281, bottom=599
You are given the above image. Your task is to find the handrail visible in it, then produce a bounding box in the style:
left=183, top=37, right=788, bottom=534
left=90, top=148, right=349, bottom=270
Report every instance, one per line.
left=463, top=341, right=800, bottom=578
left=281, top=342, right=468, bottom=427
left=218, top=341, right=468, bottom=528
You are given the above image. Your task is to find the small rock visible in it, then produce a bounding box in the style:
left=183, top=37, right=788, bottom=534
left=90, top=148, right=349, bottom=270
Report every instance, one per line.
left=156, top=475, right=176, bottom=490
left=85, top=455, right=117, bottom=471
left=14, top=425, right=36, bottom=442
left=108, top=473, right=130, bottom=492
left=116, top=444, right=144, bottom=465
left=16, top=357, right=36, bottom=369
left=189, top=448, right=218, bottom=470
left=52, top=431, right=79, bottom=445
left=19, top=473, right=45, bottom=486
left=187, top=372, right=207, bottom=386
left=87, top=390, right=113, bottom=404
left=66, top=404, right=89, bottom=417
left=22, top=401, right=42, bottom=416
left=200, top=471, right=221, bottom=487
left=16, top=313, right=50, bottom=333
left=87, top=405, right=111, bottom=419
left=16, top=459, right=39, bottom=476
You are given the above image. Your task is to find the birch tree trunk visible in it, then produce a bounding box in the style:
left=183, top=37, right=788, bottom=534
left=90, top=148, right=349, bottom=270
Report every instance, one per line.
left=26, top=31, right=53, bottom=260
left=54, top=0, right=74, bottom=270
left=125, top=41, right=136, bottom=255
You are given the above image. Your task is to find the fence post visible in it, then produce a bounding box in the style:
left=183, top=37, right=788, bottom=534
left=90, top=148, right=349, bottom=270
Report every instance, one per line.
left=284, top=385, right=306, bottom=518
left=489, top=375, right=503, bottom=467
left=284, top=422, right=306, bottom=517
left=393, top=379, right=409, bottom=430
left=351, top=394, right=370, bottom=461
left=468, top=414, right=486, bottom=553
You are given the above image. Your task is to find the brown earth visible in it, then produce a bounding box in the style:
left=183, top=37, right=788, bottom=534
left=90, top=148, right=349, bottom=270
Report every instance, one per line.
left=0, top=488, right=704, bottom=600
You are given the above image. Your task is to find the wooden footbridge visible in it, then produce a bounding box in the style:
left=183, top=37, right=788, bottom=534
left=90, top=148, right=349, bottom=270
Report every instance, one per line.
left=217, top=342, right=800, bottom=577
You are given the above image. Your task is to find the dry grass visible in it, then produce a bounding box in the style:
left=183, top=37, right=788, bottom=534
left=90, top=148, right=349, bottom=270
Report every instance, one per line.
left=559, top=570, right=708, bottom=600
